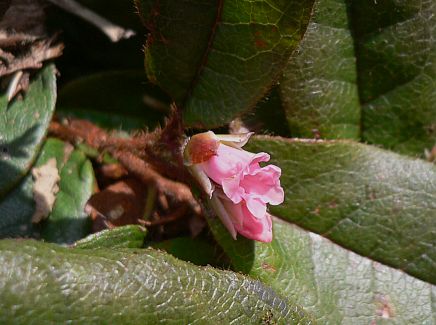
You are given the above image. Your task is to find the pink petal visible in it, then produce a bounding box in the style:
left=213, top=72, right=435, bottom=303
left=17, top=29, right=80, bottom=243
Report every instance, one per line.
left=210, top=192, right=237, bottom=239
left=221, top=174, right=244, bottom=204
left=240, top=165, right=284, bottom=205
left=189, top=164, right=214, bottom=197
left=200, top=144, right=253, bottom=184
left=215, top=190, right=273, bottom=242
left=234, top=206, right=272, bottom=243
left=250, top=152, right=270, bottom=167
left=245, top=197, right=267, bottom=219
left=219, top=193, right=244, bottom=227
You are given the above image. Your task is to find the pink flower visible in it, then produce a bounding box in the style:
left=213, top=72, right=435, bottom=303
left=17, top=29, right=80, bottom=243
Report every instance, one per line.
left=210, top=189, right=273, bottom=242
left=184, top=131, right=284, bottom=242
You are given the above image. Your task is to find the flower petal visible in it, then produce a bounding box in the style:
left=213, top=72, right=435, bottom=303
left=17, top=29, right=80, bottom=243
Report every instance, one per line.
left=221, top=174, right=244, bottom=204
left=189, top=164, right=214, bottom=197
left=218, top=191, right=244, bottom=227
left=234, top=206, right=272, bottom=243
left=200, top=144, right=253, bottom=183
left=245, top=196, right=267, bottom=219
left=241, top=165, right=284, bottom=205
left=210, top=192, right=237, bottom=239
left=215, top=132, right=254, bottom=148
left=250, top=152, right=270, bottom=165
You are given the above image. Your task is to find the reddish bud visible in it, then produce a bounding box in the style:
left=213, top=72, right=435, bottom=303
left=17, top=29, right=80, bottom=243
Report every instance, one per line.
left=184, top=131, right=219, bottom=164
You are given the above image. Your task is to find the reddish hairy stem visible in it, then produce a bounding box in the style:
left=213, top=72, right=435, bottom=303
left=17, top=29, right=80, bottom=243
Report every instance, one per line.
left=49, top=119, right=200, bottom=214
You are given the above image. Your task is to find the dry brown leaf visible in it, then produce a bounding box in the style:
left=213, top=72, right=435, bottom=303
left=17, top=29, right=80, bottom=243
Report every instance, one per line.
left=31, top=158, right=60, bottom=223
left=0, top=35, right=64, bottom=77
left=0, top=0, right=63, bottom=98
left=86, top=178, right=147, bottom=232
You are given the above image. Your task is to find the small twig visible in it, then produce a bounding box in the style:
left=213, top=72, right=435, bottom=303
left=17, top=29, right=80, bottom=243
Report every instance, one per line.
left=47, top=0, right=135, bottom=42
left=6, top=70, right=23, bottom=101
left=158, top=192, right=169, bottom=210
left=138, top=205, right=188, bottom=227
left=113, top=150, right=199, bottom=212
left=142, top=94, right=169, bottom=113
left=142, top=184, right=157, bottom=220
left=49, top=119, right=107, bottom=147
left=99, top=163, right=128, bottom=179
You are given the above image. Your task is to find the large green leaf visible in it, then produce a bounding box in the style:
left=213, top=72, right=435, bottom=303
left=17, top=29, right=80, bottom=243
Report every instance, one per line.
left=0, top=175, right=35, bottom=238
left=279, top=0, right=360, bottom=140
left=0, top=239, right=314, bottom=324
left=245, top=86, right=292, bottom=137
left=279, top=0, right=435, bottom=154
left=41, top=149, right=95, bottom=244
left=136, top=0, right=315, bottom=128
left=0, top=65, right=56, bottom=195
left=150, top=236, right=227, bottom=266
left=57, top=70, right=169, bottom=130
left=0, top=138, right=95, bottom=241
left=353, top=0, right=436, bottom=155
left=245, top=136, right=436, bottom=284
left=0, top=139, right=67, bottom=239
left=208, top=215, right=436, bottom=324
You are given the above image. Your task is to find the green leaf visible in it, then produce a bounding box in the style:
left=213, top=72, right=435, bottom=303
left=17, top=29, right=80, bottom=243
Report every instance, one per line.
left=0, top=175, right=35, bottom=238
left=279, top=0, right=435, bottom=154
left=150, top=236, right=226, bottom=266
left=74, top=225, right=147, bottom=249
left=352, top=1, right=436, bottom=155
left=0, top=64, right=56, bottom=195
left=57, top=70, right=169, bottom=131
left=245, top=137, right=436, bottom=284
left=245, top=86, right=291, bottom=137
left=279, top=0, right=360, bottom=139
left=41, top=150, right=95, bottom=244
left=208, top=215, right=436, bottom=324
left=136, top=0, right=315, bottom=128
left=0, top=239, right=314, bottom=324
left=35, top=138, right=68, bottom=168
left=0, top=138, right=68, bottom=239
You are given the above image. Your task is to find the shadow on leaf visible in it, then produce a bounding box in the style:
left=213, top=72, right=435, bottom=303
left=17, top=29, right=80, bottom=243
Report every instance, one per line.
left=0, top=124, right=40, bottom=196
left=0, top=127, right=42, bottom=238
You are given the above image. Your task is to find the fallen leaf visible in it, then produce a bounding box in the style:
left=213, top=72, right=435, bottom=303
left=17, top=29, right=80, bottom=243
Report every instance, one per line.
left=0, top=0, right=63, bottom=99
left=31, top=158, right=60, bottom=223
left=0, top=35, right=64, bottom=78
left=86, top=178, right=147, bottom=231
